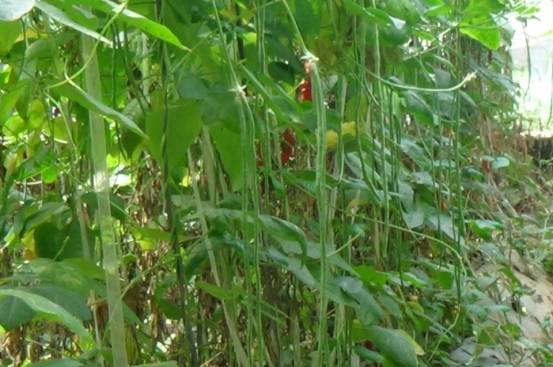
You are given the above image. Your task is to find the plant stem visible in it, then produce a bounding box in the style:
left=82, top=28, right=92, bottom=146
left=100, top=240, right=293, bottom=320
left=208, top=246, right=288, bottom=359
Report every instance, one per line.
left=80, top=33, right=128, bottom=367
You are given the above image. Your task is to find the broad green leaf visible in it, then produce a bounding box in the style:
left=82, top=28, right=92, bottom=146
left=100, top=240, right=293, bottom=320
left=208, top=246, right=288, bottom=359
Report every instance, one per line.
left=177, top=72, right=208, bottom=99
left=400, top=138, right=430, bottom=168
left=62, top=0, right=186, bottom=49
left=343, top=0, right=405, bottom=30
left=280, top=240, right=355, bottom=274
left=466, top=219, right=502, bottom=241
left=196, top=281, right=244, bottom=300
left=266, top=247, right=317, bottom=288
left=21, top=201, right=68, bottom=235
left=0, top=81, right=30, bottom=126
left=367, top=326, right=419, bottom=367
left=81, top=192, right=128, bottom=222
left=63, top=258, right=104, bottom=281
left=0, top=289, right=93, bottom=346
left=403, top=206, right=425, bottom=229
left=27, top=259, right=94, bottom=297
left=0, top=0, right=35, bottom=21
left=52, top=82, right=146, bottom=138
left=426, top=214, right=457, bottom=241
left=0, top=21, right=21, bottom=54
left=259, top=215, right=307, bottom=260
left=294, top=0, right=320, bottom=36
left=491, top=156, right=510, bottom=170
left=354, top=345, right=384, bottom=364
left=355, top=265, right=389, bottom=286
left=153, top=275, right=180, bottom=319
left=338, top=277, right=384, bottom=323
left=132, top=362, right=178, bottom=367
left=35, top=2, right=111, bottom=45
left=145, top=99, right=203, bottom=171
left=29, top=359, right=83, bottom=367
left=33, top=222, right=69, bottom=259
left=460, top=20, right=501, bottom=50
left=460, top=1, right=502, bottom=51
left=402, top=91, right=434, bottom=125
left=28, top=284, right=91, bottom=321
left=0, top=296, right=35, bottom=330
left=210, top=126, right=243, bottom=191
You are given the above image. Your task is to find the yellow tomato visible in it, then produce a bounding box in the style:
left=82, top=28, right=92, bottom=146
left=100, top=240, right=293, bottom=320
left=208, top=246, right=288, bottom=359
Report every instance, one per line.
left=326, top=121, right=357, bottom=152
left=22, top=230, right=36, bottom=261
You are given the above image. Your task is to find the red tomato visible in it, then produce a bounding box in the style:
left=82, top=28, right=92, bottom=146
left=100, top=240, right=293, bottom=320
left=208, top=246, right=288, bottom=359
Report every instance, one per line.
left=281, top=128, right=296, bottom=165
left=364, top=340, right=374, bottom=350
left=299, top=78, right=312, bottom=102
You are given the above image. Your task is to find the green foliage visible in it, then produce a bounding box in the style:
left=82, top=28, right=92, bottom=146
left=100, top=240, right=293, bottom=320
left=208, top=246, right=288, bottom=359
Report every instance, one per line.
left=0, top=0, right=543, bottom=365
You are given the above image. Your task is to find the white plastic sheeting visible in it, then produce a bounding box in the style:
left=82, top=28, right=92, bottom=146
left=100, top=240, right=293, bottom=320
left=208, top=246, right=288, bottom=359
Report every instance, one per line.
left=510, top=0, right=553, bottom=126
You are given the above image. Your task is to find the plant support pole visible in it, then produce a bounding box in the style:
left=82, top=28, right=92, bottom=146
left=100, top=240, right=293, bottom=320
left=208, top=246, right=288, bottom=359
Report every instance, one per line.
left=80, top=34, right=129, bottom=367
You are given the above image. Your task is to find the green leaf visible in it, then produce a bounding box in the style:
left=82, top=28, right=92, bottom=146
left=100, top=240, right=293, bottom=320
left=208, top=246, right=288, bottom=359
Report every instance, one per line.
left=426, top=214, right=464, bottom=245
left=62, top=0, right=186, bottom=49
left=460, top=1, right=502, bottom=51
left=0, top=21, right=21, bottom=54
left=0, top=81, right=30, bottom=126
left=35, top=2, right=111, bottom=45
left=28, top=359, right=83, bottom=367
left=132, top=362, right=178, bottom=367
left=28, top=284, right=91, bottom=321
left=367, top=326, right=419, bottom=367
left=338, top=277, right=384, bottom=323
left=33, top=222, right=68, bottom=259
left=491, top=156, right=510, bottom=170
left=294, top=0, right=320, bottom=36
left=0, top=296, right=35, bottom=330
left=63, top=258, right=104, bottom=281
left=354, top=345, right=384, bottom=363
left=22, top=202, right=69, bottom=235
left=343, top=0, right=405, bottom=30
left=27, top=259, right=95, bottom=297
left=0, top=0, right=35, bottom=21
left=196, top=281, right=244, bottom=301
left=210, top=126, right=243, bottom=191
left=402, top=91, right=434, bottom=125
left=400, top=138, right=430, bottom=168
left=53, top=82, right=145, bottom=138
left=460, top=21, right=500, bottom=50
left=145, top=99, right=203, bottom=171
left=0, top=289, right=93, bottom=346
left=355, top=265, right=389, bottom=286
left=266, top=247, right=317, bottom=288
left=81, top=192, right=128, bottom=222
left=402, top=205, right=425, bottom=229
left=466, top=219, right=502, bottom=241
left=259, top=215, right=307, bottom=260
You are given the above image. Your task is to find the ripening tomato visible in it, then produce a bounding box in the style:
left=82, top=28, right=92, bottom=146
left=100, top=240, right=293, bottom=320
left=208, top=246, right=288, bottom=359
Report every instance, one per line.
left=481, top=159, right=492, bottom=174
left=299, top=78, right=312, bottom=102
left=281, top=128, right=296, bottom=165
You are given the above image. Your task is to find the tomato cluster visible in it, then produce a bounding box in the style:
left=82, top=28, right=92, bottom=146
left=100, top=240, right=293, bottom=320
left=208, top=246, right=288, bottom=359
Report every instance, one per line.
left=255, top=61, right=313, bottom=168
left=279, top=62, right=312, bottom=165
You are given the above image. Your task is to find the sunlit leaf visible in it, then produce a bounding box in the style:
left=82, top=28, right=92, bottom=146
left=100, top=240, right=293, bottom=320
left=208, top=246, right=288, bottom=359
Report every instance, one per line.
left=367, top=326, right=419, bottom=367
left=35, top=2, right=111, bottom=45
left=0, top=0, right=35, bottom=21
left=60, top=0, right=186, bottom=49
left=53, top=82, right=145, bottom=138
left=0, top=289, right=93, bottom=346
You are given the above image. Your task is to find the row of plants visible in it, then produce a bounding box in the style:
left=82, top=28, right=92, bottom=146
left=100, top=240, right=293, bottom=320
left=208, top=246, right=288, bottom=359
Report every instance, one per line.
left=0, top=0, right=548, bottom=366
